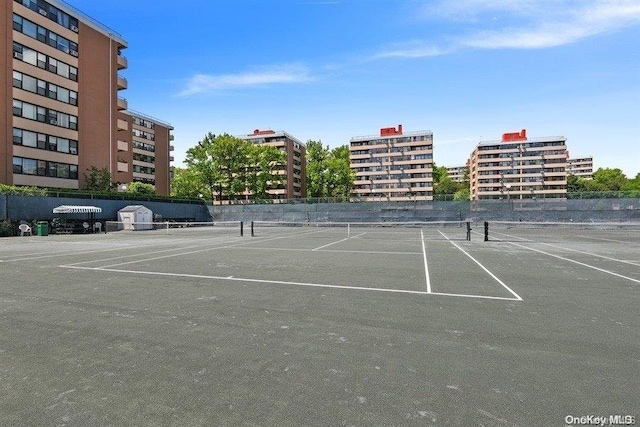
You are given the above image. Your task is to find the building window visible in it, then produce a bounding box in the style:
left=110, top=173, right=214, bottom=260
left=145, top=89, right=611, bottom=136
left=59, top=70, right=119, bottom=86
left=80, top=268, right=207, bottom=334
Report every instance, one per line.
left=13, top=13, right=78, bottom=58
left=13, top=156, right=78, bottom=179
left=13, top=42, right=78, bottom=82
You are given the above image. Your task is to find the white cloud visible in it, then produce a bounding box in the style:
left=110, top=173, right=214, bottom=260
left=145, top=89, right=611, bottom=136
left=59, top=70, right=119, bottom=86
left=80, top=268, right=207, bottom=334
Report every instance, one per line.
left=371, top=42, right=448, bottom=60
left=461, top=0, right=640, bottom=49
left=375, top=0, right=640, bottom=60
left=178, top=65, right=313, bottom=96
left=419, top=0, right=538, bottom=21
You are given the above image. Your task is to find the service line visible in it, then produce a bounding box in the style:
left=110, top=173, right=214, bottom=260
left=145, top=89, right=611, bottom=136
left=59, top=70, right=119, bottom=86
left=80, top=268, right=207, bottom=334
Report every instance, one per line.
left=421, top=230, right=432, bottom=293
left=438, top=231, right=523, bottom=301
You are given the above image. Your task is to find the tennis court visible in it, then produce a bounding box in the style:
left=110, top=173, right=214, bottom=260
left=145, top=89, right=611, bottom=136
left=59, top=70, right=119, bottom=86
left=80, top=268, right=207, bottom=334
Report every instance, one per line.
left=1, top=221, right=638, bottom=426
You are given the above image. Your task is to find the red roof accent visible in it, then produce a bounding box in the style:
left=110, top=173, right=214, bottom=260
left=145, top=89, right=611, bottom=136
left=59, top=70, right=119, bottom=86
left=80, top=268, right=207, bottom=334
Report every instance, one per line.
left=502, top=129, right=527, bottom=142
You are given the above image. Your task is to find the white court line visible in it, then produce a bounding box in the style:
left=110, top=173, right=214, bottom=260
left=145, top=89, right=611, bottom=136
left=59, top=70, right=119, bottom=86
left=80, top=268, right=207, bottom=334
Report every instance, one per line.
left=312, top=237, right=350, bottom=251
left=59, top=265, right=522, bottom=301
left=421, top=230, right=432, bottom=293
left=65, top=237, right=244, bottom=266
left=430, top=291, right=521, bottom=301
left=226, top=246, right=422, bottom=255
left=0, top=241, right=170, bottom=263
left=95, top=231, right=325, bottom=269
left=0, top=233, right=243, bottom=263
left=491, top=230, right=640, bottom=267
left=508, top=241, right=640, bottom=284
left=438, top=231, right=523, bottom=301
left=60, top=265, right=430, bottom=296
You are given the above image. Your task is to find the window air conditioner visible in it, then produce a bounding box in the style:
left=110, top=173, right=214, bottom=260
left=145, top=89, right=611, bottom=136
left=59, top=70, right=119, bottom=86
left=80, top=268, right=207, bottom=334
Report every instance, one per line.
left=39, top=9, right=47, bottom=16
left=70, top=50, right=78, bottom=57
left=49, top=119, right=57, bottom=125
left=14, top=52, right=23, bottom=59
left=70, top=25, right=78, bottom=32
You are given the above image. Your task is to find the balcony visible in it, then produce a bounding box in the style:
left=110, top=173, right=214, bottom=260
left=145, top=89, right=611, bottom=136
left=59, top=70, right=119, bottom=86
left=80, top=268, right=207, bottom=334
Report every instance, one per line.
left=169, top=134, right=174, bottom=141
left=169, top=145, right=175, bottom=151
left=117, top=75, right=127, bottom=90
left=117, top=161, right=129, bottom=172
left=117, top=140, right=129, bottom=151
left=117, top=54, right=128, bottom=70
left=117, top=119, right=129, bottom=131
left=117, top=97, right=128, bottom=111
left=169, top=155, right=174, bottom=162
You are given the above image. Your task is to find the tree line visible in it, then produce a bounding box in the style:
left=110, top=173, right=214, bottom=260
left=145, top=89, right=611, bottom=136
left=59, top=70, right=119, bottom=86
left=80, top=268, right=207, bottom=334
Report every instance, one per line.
left=568, top=168, right=640, bottom=193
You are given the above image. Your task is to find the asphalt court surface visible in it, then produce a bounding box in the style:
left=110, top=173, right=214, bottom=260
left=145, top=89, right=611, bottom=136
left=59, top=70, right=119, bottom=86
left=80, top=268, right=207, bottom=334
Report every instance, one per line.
left=1, top=225, right=638, bottom=426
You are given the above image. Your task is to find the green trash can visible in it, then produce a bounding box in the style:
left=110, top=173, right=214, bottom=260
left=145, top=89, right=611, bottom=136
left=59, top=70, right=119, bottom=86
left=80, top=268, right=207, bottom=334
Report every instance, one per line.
left=36, top=221, right=49, bottom=236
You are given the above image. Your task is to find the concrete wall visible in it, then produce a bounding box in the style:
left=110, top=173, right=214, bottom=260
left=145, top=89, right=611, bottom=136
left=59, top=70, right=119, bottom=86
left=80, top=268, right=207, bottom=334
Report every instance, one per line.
left=2, top=194, right=210, bottom=222
left=5, top=194, right=636, bottom=224
left=209, top=199, right=640, bottom=223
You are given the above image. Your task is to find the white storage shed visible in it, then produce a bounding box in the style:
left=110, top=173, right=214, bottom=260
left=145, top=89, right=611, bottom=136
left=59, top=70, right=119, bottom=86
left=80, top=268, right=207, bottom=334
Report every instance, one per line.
left=117, top=205, right=153, bottom=230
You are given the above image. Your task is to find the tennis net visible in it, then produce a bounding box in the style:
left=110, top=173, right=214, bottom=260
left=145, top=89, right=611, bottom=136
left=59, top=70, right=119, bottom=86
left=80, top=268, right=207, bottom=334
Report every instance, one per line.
left=484, top=220, right=640, bottom=242
left=105, top=221, right=244, bottom=236
left=250, top=220, right=472, bottom=241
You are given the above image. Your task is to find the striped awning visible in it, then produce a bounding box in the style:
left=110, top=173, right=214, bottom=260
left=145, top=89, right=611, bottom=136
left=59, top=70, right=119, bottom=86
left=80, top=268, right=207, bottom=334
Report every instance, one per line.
left=53, top=205, right=102, bottom=214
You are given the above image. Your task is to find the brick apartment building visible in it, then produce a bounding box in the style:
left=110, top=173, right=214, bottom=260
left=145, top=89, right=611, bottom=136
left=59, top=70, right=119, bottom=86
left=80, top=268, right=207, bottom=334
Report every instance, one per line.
left=2, top=0, right=173, bottom=195
left=350, top=125, right=434, bottom=202
left=468, top=129, right=567, bottom=200
left=239, top=129, right=306, bottom=201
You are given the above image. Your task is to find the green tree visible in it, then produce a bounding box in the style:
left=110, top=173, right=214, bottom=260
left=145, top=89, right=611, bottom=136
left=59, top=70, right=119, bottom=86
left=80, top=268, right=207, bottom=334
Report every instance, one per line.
left=305, top=141, right=354, bottom=199
left=184, top=133, right=290, bottom=203
left=82, top=166, right=112, bottom=192
left=171, top=167, right=207, bottom=199
left=125, top=182, right=155, bottom=195
left=247, top=144, right=287, bottom=200
left=453, top=187, right=470, bottom=201
left=624, top=173, right=640, bottom=191
left=431, top=163, right=448, bottom=184
left=592, top=168, right=628, bottom=191
left=567, top=174, right=588, bottom=192
left=306, top=140, right=329, bottom=198
left=184, top=133, right=229, bottom=203
left=326, top=146, right=355, bottom=199
left=214, top=134, right=251, bottom=202
left=434, top=176, right=459, bottom=195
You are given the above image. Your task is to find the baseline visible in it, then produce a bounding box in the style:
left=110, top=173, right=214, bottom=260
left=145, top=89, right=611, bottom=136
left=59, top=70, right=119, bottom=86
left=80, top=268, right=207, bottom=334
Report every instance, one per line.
left=61, top=265, right=430, bottom=296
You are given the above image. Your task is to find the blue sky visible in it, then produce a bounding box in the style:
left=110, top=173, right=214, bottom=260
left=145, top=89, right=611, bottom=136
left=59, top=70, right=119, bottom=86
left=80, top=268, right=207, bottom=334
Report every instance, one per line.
left=64, top=0, right=640, bottom=176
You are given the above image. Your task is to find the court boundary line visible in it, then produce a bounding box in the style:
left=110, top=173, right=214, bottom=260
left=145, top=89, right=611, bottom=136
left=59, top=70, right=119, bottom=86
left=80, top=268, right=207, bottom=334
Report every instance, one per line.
left=508, top=241, right=640, bottom=284
left=60, top=265, right=430, bottom=295
left=58, top=265, right=522, bottom=301
left=438, top=231, right=523, bottom=301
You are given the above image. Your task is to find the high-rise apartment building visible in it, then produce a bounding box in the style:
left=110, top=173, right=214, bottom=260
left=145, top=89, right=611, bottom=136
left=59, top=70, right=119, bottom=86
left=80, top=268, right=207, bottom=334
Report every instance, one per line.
left=239, top=129, right=306, bottom=200
left=2, top=0, right=173, bottom=195
left=567, top=156, right=593, bottom=179
left=446, top=165, right=467, bottom=183
left=350, top=125, right=434, bottom=202
left=468, top=129, right=567, bottom=200
left=115, top=110, right=174, bottom=194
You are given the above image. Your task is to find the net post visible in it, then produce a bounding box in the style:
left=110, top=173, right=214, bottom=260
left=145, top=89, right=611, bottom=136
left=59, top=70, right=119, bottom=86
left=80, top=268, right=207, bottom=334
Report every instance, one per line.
left=484, top=221, right=489, bottom=241
left=466, top=221, right=471, bottom=241
left=348, top=223, right=350, bottom=238
left=251, top=221, right=254, bottom=237
left=240, top=221, right=243, bottom=237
